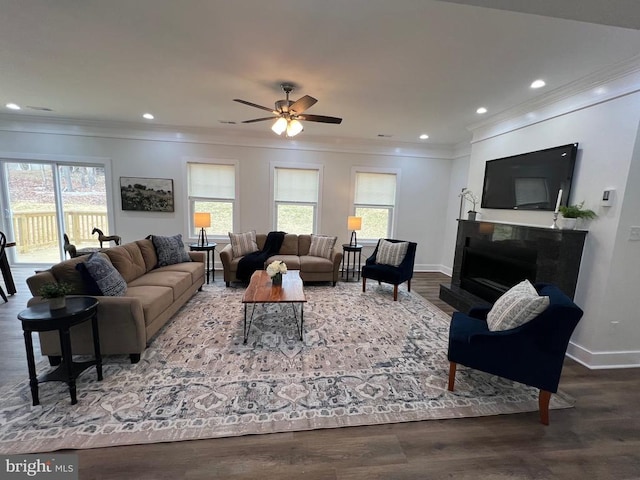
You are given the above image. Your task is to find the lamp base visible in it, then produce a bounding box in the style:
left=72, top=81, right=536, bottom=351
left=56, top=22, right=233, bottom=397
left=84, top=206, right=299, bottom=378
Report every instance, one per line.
left=349, top=231, right=357, bottom=247
left=199, top=228, right=208, bottom=247
left=550, top=212, right=559, bottom=229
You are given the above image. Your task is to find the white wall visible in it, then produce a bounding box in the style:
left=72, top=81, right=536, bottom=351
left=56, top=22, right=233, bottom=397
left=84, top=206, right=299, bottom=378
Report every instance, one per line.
left=466, top=91, right=640, bottom=368
left=0, top=122, right=454, bottom=272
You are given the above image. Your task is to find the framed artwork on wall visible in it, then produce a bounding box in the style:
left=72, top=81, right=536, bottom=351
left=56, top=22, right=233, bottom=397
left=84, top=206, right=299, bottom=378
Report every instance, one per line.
left=120, top=177, right=175, bottom=212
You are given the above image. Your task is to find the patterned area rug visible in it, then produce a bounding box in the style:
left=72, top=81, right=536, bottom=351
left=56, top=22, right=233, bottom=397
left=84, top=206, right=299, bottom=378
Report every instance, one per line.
left=0, top=282, right=574, bottom=454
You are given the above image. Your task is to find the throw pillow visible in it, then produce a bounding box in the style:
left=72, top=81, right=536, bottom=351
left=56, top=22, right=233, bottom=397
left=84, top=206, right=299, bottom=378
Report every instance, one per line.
left=487, top=279, right=550, bottom=332
left=376, top=239, right=409, bottom=267
left=308, top=234, right=337, bottom=259
left=229, top=230, right=259, bottom=258
left=151, top=234, right=191, bottom=267
left=84, top=253, right=127, bottom=297
left=75, top=262, right=103, bottom=296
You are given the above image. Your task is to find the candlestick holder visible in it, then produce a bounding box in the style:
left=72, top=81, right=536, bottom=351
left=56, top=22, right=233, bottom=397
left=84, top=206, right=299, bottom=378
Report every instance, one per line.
left=550, top=212, right=559, bottom=229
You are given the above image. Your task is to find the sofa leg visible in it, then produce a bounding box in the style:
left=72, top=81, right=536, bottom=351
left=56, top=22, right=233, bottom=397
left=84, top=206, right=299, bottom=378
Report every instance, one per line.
left=447, top=362, right=457, bottom=391
left=407, top=279, right=411, bottom=292
left=225, top=281, right=230, bottom=287
left=362, top=277, right=366, bottom=292
left=333, top=281, right=337, bottom=286
left=48, top=355, right=62, bottom=366
left=539, top=389, right=551, bottom=425
left=129, top=354, right=141, bottom=364
left=393, top=284, right=398, bottom=301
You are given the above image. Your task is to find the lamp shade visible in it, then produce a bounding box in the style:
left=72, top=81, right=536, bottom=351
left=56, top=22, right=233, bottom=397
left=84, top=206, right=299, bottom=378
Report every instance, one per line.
left=286, top=119, right=304, bottom=137
left=194, top=212, right=211, bottom=229
left=271, top=117, right=287, bottom=135
left=348, top=216, right=362, bottom=230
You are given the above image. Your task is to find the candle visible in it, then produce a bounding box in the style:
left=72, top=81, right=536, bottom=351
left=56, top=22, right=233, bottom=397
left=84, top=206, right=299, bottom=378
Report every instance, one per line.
left=554, top=189, right=563, bottom=213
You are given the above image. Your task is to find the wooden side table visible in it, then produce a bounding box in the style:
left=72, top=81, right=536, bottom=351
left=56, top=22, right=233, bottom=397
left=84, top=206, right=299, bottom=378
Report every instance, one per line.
left=342, top=243, right=363, bottom=282
left=18, top=297, right=102, bottom=405
left=189, top=243, right=217, bottom=283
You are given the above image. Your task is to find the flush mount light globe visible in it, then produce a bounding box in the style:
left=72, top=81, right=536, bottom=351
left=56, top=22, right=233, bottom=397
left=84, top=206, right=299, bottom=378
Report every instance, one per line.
left=286, top=119, right=303, bottom=137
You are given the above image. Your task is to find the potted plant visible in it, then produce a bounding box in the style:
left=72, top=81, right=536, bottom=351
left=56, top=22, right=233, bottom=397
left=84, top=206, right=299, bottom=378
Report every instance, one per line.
left=559, top=201, right=597, bottom=229
left=459, top=188, right=480, bottom=221
left=38, top=281, right=72, bottom=310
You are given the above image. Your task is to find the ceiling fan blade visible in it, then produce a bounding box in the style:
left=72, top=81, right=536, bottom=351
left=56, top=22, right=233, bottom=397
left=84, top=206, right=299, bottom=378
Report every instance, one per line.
left=289, top=95, right=317, bottom=114
left=298, top=114, right=342, bottom=124
left=233, top=99, right=276, bottom=113
left=241, top=117, right=276, bottom=123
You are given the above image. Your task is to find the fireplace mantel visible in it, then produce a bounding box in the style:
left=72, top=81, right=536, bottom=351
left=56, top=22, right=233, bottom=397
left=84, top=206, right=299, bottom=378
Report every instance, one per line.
left=439, top=220, right=587, bottom=312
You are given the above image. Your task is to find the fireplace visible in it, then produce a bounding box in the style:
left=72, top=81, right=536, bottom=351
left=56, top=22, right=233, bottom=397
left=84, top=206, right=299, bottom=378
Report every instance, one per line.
left=440, top=221, right=587, bottom=312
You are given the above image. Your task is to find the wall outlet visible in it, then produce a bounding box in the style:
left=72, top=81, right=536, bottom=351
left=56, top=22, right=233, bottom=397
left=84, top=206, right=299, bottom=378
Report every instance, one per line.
left=630, top=226, right=640, bottom=241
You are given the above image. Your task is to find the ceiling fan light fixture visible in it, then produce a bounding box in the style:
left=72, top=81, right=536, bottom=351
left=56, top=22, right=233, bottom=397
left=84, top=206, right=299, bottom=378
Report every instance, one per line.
left=286, top=119, right=303, bottom=137
left=271, top=117, right=288, bottom=135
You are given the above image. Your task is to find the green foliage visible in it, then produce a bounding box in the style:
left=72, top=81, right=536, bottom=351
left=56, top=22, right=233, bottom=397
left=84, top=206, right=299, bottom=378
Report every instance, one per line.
left=38, top=282, right=72, bottom=299
left=559, top=201, right=597, bottom=219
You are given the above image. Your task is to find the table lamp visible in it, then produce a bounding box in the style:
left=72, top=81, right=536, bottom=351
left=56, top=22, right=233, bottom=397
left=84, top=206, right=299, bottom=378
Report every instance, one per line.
left=348, top=216, right=362, bottom=246
left=194, top=212, right=211, bottom=247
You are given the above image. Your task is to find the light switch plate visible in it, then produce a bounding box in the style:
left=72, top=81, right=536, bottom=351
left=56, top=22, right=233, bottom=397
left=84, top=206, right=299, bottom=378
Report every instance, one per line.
left=630, top=226, right=640, bottom=241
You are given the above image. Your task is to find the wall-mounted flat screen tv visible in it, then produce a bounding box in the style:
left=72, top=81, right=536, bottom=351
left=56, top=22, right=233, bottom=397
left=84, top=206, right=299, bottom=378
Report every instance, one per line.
left=481, top=143, right=578, bottom=210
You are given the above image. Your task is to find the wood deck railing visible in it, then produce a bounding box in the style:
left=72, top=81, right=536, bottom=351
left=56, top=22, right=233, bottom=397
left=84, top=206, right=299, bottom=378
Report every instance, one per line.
left=12, top=211, right=108, bottom=253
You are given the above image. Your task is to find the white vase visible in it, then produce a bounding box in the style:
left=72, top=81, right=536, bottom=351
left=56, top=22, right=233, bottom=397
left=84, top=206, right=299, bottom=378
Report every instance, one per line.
left=561, top=218, right=577, bottom=230
left=49, top=297, right=66, bottom=310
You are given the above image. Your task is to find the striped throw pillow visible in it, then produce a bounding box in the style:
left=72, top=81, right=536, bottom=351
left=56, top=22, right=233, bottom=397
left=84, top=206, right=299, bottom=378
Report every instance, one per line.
left=308, top=234, right=337, bottom=259
left=376, top=239, right=409, bottom=267
left=229, top=231, right=258, bottom=258
left=487, top=280, right=550, bottom=331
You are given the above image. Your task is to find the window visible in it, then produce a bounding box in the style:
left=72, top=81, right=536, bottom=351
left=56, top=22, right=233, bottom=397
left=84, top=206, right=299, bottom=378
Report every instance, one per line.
left=187, top=162, right=236, bottom=237
left=353, top=171, right=397, bottom=240
left=273, top=167, right=320, bottom=234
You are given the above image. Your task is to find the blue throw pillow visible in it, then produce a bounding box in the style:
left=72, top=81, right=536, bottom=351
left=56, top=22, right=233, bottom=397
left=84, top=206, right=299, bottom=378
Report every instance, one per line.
left=84, top=252, right=127, bottom=296
left=75, top=262, right=103, bottom=296
left=151, top=234, right=191, bottom=267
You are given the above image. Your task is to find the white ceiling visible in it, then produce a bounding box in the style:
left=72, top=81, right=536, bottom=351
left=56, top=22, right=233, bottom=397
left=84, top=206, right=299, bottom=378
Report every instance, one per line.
left=2, top=0, right=640, bottom=146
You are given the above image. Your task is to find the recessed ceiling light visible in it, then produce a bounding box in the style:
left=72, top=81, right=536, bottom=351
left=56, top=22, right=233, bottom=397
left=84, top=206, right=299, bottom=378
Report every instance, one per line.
left=419, top=134, right=429, bottom=140
left=6, top=103, right=21, bottom=110
left=530, top=79, right=546, bottom=89
left=476, top=107, right=487, bottom=114
left=142, top=113, right=154, bottom=120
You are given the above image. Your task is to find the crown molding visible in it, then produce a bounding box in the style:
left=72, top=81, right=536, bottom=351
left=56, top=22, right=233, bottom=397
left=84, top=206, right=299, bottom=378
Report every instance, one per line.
left=0, top=113, right=455, bottom=160
left=467, top=53, right=640, bottom=142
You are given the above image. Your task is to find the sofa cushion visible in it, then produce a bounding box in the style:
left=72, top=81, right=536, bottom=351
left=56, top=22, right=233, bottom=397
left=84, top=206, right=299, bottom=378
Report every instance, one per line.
left=84, top=252, right=127, bottom=296
left=157, top=260, right=205, bottom=285
left=50, top=256, right=96, bottom=295
left=127, top=270, right=192, bottom=301
left=229, top=231, right=259, bottom=258
left=300, top=255, right=334, bottom=273
left=298, top=235, right=312, bottom=255
left=309, top=234, right=337, bottom=259
left=104, top=243, right=147, bottom=282
left=152, top=234, right=191, bottom=267
left=376, top=239, right=408, bottom=267
left=136, top=239, right=159, bottom=272
left=124, top=285, right=174, bottom=326
left=279, top=234, right=300, bottom=255
left=266, top=255, right=301, bottom=270
left=487, top=280, right=550, bottom=332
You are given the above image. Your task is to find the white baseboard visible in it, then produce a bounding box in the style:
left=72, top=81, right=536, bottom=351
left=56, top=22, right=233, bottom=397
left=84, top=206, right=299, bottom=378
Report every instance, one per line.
left=567, top=342, right=640, bottom=369
left=413, top=264, right=451, bottom=275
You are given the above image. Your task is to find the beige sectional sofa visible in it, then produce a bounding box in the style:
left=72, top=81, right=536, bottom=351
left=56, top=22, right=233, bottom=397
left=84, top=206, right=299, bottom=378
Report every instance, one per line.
left=26, top=238, right=205, bottom=363
left=220, top=233, right=342, bottom=286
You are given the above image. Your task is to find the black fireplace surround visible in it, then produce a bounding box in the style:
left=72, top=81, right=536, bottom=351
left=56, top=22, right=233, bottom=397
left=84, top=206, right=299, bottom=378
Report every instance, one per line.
left=440, top=220, right=587, bottom=313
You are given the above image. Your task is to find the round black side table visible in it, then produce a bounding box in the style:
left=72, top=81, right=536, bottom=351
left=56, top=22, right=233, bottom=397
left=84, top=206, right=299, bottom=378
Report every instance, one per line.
left=18, top=297, right=102, bottom=406
left=342, top=243, right=363, bottom=282
left=189, top=243, right=217, bottom=283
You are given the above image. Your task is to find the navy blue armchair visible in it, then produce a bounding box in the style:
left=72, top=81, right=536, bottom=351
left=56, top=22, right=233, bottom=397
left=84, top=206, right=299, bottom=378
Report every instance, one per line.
left=447, top=283, right=583, bottom=424
left=362, top=239, right=417, bottom=301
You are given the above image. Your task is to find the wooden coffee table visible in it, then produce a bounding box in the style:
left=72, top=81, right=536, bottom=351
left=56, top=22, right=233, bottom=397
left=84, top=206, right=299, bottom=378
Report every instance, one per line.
left=242, top=270, right=307, bottom=344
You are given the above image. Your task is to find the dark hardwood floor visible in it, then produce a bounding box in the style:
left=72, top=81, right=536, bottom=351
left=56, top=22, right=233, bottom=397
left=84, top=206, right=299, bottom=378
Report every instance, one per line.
left=1, top=269, right=639, bottom=479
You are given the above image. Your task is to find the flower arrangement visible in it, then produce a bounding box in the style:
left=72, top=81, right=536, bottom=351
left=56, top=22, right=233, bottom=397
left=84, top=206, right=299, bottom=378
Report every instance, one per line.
left=559, top=201, right=597, bottom=219
left=266, top=261, right=287, bottom=285
left=459, top=188, right=479, bottom=213
left=38, top=281, right=72, bottom=299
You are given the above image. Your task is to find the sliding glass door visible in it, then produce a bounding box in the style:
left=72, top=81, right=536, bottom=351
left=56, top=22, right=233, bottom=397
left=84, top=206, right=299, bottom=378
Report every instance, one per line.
left=1, top=161, right=110, bottom=264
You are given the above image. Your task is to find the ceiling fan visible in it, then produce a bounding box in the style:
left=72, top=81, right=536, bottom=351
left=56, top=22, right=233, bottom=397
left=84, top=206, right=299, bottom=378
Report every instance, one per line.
left=233, top=83, right=342, bottom=137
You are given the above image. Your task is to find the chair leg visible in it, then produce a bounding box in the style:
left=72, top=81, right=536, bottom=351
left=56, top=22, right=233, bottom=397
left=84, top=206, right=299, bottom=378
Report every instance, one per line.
left=0, top=286, right=7, bottom=303
left=539, top=389, right=551, bottom=425
left=393, top=284, right=398, bottom=301
left=362, top=277, right=366, bottom=292
left=448, top=362, right=457, bottom=391
left=407, top=279, right=411, bottom=292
